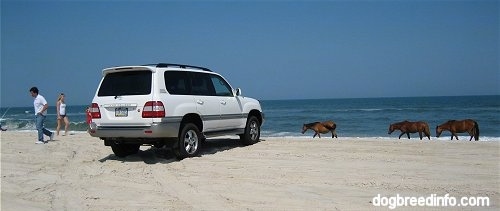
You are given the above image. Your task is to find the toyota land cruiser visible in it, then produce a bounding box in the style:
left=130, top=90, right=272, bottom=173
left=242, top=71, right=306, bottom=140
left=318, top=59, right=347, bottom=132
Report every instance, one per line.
left=89, top=63, right=264, bottom=159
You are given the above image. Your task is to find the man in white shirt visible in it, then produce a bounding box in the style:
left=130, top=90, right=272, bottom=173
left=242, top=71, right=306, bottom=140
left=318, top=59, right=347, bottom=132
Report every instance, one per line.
left=30, top=87, right=54, bottom=144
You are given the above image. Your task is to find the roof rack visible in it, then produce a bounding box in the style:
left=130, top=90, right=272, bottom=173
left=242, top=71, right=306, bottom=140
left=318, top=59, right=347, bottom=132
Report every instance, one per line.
left=146, top=63, right=212, bottom=72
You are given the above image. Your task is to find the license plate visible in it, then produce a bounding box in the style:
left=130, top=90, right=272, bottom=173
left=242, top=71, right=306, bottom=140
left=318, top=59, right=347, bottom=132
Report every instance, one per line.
left=115, top=107, right=128, bottom=117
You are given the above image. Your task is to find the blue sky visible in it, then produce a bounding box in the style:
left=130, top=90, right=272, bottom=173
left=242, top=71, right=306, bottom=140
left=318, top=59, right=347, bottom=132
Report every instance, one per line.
left=1, top=0, right=498, bottom=107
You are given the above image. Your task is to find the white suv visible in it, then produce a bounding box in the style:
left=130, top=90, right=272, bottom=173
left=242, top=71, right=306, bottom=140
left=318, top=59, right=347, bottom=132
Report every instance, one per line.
left=89, top=63, right=264, bottom=159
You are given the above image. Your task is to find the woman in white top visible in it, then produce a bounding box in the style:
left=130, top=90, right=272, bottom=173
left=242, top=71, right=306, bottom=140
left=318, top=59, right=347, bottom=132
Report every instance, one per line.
left=56, top=93, right=70, bottom=136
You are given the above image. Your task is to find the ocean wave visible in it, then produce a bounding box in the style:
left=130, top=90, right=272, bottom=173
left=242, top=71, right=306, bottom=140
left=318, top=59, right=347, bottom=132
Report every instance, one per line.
left=2, top=126, right=498, bottom=141
left=0, top=119, right=89, bottom=131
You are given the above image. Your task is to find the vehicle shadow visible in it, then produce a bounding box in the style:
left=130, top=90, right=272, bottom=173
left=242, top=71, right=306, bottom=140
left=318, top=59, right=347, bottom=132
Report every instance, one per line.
left=98, top=138, right=265, bottom=164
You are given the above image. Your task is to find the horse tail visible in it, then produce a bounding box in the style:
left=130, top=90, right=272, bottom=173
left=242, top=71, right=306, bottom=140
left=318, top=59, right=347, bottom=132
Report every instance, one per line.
left=424, top=122, right=431, bottom=137
left=473, top=121, right=479, bottom=141
left=330, top=123, right=338, bottom=138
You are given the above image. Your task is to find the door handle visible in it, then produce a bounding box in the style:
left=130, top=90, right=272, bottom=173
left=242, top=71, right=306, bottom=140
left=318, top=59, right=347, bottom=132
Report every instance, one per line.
left=220, top=101, right=226, bottom=105
left=196, top=100, right=204, bottom=105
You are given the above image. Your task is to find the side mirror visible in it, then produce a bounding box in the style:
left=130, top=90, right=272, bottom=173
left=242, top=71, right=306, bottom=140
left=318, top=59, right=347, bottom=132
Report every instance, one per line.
left=235, top=88, right=242, bottom=96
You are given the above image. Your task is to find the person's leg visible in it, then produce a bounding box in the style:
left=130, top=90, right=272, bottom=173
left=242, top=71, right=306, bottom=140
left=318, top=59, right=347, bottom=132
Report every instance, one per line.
left=56, top=118, right=61, bottom=135
left=35, top=115, right=44, bottom=142
left=41, top=115, right=52, bottom=137
left=64, top=116, right=69, bottom=136
left=43, top=127, right=52, bottom=136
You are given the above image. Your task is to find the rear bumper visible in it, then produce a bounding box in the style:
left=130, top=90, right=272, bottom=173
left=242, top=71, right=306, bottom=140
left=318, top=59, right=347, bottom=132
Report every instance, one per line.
left=89, top=121, right=180, bottom=138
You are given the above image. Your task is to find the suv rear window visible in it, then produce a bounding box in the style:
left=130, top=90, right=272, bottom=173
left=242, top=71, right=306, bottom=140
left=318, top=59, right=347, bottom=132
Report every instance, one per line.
left=98, top=71, right=152, bottom=96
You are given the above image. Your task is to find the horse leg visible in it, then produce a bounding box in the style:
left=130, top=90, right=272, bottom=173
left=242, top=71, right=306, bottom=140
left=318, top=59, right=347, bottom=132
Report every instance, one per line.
left=398, top=132, right=404, bottom=139
left=406, top=133, right=410, bottom=139
left=469, top=127, right=478, bottom=141
left=313, top=132, right=317, bottom=138
left=419, top=131, right=423, bottom=140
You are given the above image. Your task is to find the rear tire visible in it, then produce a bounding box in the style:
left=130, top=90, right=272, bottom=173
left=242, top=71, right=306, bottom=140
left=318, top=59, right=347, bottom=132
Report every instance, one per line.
left=240, top=116, right=260, bottom=145
left=111, top=143, right=140, bottom=158
left=175, top=123, right=202, bottom=159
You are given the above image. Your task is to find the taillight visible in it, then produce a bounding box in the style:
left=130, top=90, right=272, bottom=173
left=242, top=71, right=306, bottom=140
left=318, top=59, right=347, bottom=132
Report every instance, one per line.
left=90, top=103, right=101, bottom=119
left=142, top=101, right=165, bottom=118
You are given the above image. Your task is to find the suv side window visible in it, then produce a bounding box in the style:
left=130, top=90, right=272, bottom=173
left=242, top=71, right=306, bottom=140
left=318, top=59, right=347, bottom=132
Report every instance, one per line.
left=190, top=72, right=215, bottom=96
left=165, top=71, right=190, bottom=95
left=210, top=75, right=233, bottom=96
left=164, top=71, right=218, bottom=96
left=98, top=71, right=152, bottom=96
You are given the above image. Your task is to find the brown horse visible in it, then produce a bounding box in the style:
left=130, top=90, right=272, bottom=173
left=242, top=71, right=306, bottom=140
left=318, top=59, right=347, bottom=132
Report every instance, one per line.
left=436, top=119, right=479, bottom=141
left=388, top=120, right=431, bottom=140
left=302, top=121, right=337, bottom=138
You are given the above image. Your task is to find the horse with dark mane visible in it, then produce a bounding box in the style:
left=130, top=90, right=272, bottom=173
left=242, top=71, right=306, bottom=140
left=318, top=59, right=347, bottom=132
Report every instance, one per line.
left=388, top=120, right=431, bottom=140
left=302, top=121, right=337, bottom=138
left=436, top=119, right=479, bottom=141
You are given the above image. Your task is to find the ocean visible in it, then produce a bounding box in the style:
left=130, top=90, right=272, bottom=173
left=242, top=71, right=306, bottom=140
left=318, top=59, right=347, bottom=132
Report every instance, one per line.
left=1, top=95, right=499, bottom=141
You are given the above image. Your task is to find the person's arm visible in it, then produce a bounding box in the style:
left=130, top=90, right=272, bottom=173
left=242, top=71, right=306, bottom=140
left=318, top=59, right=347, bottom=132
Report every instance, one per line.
left=40, top=103, right=49, bottom=115
left=37, top=104, right=48, bottom=115
left=56, top=101, right=61, bottom=119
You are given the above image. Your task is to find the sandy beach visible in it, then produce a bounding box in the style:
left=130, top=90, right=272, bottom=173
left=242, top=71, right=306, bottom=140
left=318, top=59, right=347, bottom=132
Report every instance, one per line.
left=1, top=132, right=498, bottom=210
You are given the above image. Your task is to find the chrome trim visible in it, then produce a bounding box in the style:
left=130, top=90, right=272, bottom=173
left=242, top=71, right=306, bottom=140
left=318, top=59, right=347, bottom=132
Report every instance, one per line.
left=221, top=113, right=247, bottom=120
